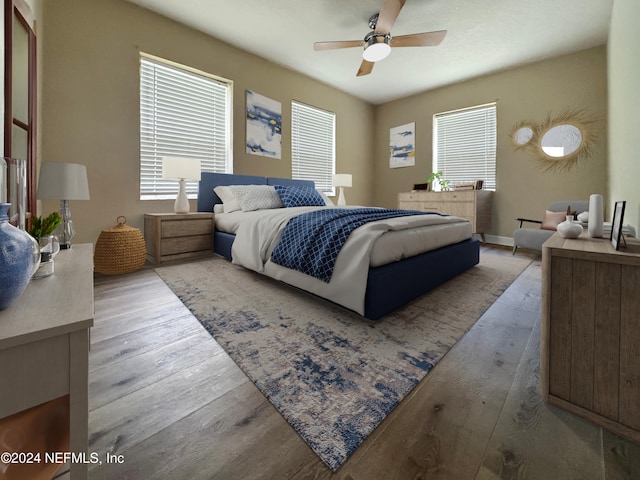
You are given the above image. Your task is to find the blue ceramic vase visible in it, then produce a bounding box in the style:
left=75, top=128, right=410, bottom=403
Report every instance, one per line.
left=0, top=203, right=39, bottom=310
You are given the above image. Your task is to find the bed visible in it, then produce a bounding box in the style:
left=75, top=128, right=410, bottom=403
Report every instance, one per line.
left=198, top=172, right=480, bottom=320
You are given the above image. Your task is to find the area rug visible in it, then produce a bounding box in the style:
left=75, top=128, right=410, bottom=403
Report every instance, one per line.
left=155, top=252, right=531, bottom=471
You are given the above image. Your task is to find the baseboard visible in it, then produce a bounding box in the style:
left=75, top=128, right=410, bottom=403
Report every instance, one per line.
left=475, top=234, right=513, bottom=247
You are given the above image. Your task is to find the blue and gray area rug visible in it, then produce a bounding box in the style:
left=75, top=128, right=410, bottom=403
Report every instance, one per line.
left=156, top=252, right=530, bottom=471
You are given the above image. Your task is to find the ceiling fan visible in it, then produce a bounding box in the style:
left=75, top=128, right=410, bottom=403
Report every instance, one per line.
left=313, top=0, right=446, bottom=77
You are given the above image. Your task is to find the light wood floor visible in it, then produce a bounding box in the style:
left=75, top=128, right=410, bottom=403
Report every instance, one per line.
left=87, top=246, right=640, bottom=479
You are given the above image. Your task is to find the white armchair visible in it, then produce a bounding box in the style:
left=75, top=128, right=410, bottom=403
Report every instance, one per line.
left=513, top=200, right=589, bottom=254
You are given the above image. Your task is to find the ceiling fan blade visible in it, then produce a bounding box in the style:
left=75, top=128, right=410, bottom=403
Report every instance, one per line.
left=375, top=0, right=406, bottom=34
left=314, top=40, right=362, bottom=51
left=357, top=60, right=374, bottom=77
left=391, top=30, right=447, bottom=47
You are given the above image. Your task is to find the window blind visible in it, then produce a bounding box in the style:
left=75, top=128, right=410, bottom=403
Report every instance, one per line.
left=140, top=55, right=232, bottom=199
left=433, top=103, right=497, bottom=191
left=291, top=101, right=336, bottom=193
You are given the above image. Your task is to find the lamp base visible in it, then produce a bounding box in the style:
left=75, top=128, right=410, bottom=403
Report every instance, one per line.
left=174, top=179, right=190, bottom=214
left=337, top=187, right=347, bottom=206
left=54, top=200, right=76, bottom=249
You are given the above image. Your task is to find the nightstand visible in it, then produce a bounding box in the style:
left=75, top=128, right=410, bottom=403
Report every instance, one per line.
left=144, top=212, right=214, bottom=264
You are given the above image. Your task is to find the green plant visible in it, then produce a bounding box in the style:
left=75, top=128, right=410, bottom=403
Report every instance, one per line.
left=28, top=211, right=62, bottom=239
left=426, top=171, right=451, bottom=191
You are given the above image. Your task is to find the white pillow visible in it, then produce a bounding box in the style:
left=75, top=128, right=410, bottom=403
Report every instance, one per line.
left=229, top=185, right=284, bottom=212
left=213, top=186, right=241, bottom=213
left=318, top=190, right=334, bottom=206
left=213, top=203, right=224, bottom=214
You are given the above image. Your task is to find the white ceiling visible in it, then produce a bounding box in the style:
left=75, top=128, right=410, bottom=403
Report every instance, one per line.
left=125, top=0, right=612, bottom=105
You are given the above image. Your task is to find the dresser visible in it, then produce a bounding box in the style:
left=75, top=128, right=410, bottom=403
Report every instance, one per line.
left=541, top=233, right=640, bottom=444
left=0, top=244, right=94, bottom=479
left=398, top=189, right=493, bottom=241
left=144, top=212, right=214, bottom=264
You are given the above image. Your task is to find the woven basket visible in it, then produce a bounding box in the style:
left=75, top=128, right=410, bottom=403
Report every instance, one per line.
left=94, top=216, right=147, bottom=275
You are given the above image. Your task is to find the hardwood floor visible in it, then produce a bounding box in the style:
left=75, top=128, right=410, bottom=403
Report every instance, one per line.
left=86, top=246, right=640, bottom=479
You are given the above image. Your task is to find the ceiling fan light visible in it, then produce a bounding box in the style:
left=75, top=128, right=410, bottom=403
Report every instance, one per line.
left=363, top=34, right=391, bottom=62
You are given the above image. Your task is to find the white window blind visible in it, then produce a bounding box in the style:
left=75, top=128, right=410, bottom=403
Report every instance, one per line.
left=140, top=55, right=232, bottom=199
left=433, top=103, right=497, bottom=191
left=291, top=101, right=336, bottom=193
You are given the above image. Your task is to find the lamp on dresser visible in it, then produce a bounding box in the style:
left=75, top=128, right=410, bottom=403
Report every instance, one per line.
left=162, top=157, right=201, bottom=214
left=332, top=173, right=352, bottom=206
left=37, top=162, right=90, bottom=249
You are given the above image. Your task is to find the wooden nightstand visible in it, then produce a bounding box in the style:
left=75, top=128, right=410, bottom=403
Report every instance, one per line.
left=144, top=212, right=214, bottom=264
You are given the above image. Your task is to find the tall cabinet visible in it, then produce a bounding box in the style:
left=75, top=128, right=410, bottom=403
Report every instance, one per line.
left=541, top=233, right=640, bottom=444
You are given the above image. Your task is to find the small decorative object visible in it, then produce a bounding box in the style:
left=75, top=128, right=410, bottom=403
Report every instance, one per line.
left=0, top=203, right=40, bottom=310
left=32, top=235, right=60, bottom=279
left=426, top=171, right=450, bottom=191
left=94, top=216, right=147, bottom=275
left=3, top=157, right=28, bottom=229
left=588, top=194, right=604, bottom=238
left=577, top=211, right=589, bottom=223
left=36, top=162, right=90, bottom=249
left=557, top=215, right=583, bottom=239
left=29, top=211, right=63, bottom=279
left=610, top=201, right=626, bottom=250
left=332, top=174, right=352, bottom=206
left=162, top=157, right=201, bottom=214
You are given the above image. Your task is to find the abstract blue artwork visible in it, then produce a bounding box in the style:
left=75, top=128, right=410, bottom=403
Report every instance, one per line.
left=389, top=122, right=415, bottom=168
left=246, top=90, right=282, bottom=159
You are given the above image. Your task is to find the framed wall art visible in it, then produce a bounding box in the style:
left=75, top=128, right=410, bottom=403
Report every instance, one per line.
left=246, top=90, right=282, bottom=159
left=389, top=122, right=415, bottom=169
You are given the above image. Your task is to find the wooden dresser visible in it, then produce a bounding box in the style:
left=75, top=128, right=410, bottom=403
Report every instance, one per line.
left=0, top=244, right=94, bottom=479
left=144, top=212, right=214, bottom=264
left=398, top=189, right=493, bottom=241
left=541, top=232, right=640, bottom=444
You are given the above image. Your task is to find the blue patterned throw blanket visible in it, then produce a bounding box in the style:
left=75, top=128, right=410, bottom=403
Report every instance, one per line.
left=271, top=208, right=444, bottom=282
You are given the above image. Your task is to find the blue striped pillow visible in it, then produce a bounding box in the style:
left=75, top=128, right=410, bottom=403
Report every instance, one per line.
left=274, top=185, right=326, bottom=207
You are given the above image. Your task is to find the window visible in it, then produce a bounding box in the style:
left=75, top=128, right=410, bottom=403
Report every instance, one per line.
left=433, top=103, right=497, bottom=190
left=139, top=54, right=232, bottom=199
left=291, top=101, right=336, bottom=194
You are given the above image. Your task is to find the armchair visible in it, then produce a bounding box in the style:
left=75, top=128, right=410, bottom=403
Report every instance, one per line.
left=513, top=200, right=589, bottom=254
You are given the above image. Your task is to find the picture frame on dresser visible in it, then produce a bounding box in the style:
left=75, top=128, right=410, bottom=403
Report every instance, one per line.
left=611, top=200, right=626, bottom=250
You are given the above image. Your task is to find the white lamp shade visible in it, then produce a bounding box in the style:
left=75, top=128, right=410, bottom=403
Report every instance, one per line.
left=37, top=162, right=90, bottom=200
left=332, top=174, right=352, bottom=188
left=162, top=157, right=201, bottom=181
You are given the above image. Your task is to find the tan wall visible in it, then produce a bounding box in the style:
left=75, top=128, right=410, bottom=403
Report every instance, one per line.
left=373, top=46, right=608, bottom=241
left=41, top=0, right=374, bottom=245
left=608, top=0, right=640, bottom=231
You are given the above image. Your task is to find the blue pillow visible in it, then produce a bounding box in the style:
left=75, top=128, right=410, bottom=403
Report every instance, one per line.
left=274, top=185, right=326, bottom=207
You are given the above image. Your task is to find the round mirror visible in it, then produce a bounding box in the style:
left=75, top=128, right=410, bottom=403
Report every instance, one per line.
left=513, top=127, right=534, bottom=145
left=540, top=124, right=582, bottom=158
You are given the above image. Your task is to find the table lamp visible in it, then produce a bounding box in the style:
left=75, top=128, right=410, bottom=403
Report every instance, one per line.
left=332, top=174, right=352, bottom=206
left=37, top=162, right=90, bottom=249
left=162, top=157, right=201, bottom=214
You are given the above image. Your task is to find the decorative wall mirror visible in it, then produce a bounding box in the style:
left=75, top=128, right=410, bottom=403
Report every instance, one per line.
left=3, top=0, right=37, bottom=224
left=509, top=108, right=600, bottom=172
left=512, top=125, right=534, bottom=146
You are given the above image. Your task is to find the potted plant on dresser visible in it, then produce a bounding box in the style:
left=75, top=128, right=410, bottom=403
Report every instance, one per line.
left=28, top=211, right=62, bottom=278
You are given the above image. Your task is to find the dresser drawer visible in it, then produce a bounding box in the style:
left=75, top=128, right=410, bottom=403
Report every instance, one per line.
left=161, top=235, right=212, bottom=256
left=162, top=218, right=213, bottom=238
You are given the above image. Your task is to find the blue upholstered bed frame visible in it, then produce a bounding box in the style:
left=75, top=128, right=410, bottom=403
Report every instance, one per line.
left=198, top=172, right=480, bottom=320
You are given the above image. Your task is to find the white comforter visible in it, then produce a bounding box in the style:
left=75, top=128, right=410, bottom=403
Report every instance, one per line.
left=230, top=206, right=471, bottom=315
